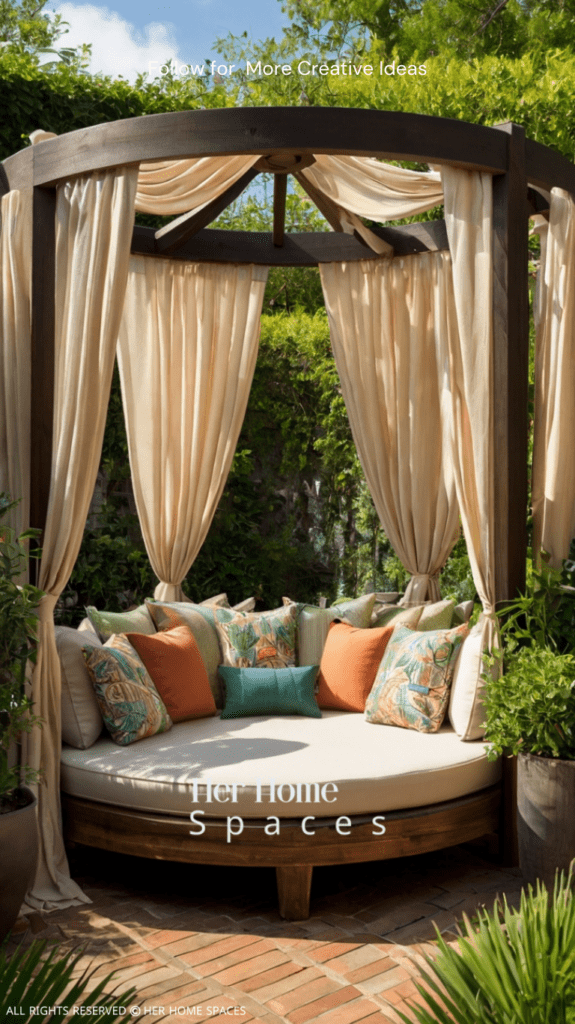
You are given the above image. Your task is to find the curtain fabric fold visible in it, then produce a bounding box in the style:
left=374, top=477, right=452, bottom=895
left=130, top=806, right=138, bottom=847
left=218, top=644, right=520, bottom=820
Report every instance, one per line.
left=135, top=156, right=260, bottom=215
left=23, top=167, right=138, bottom=910
left=320, top=252, right=461, bottom=603
left=117, top=257, right=268, bottom=602
left=440, top=166, right=498, bottom=671
left=300, top=155, right=443, bottom=222
left=531, top=189, right=575, bottom=567
left=0, top=189, right=32, bottom=546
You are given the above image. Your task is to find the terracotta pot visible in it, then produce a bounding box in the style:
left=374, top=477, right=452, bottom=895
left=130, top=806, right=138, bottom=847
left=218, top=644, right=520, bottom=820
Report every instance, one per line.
left=517, top=752, right=575, bottom=890
left=0, top=786, right=38, bottom=942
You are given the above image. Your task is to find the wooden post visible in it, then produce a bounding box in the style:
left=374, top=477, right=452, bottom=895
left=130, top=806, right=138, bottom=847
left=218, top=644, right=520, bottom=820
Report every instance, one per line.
left=491, top=123, right=530, bottom=605
left=29, top=185, right=56, bottom=584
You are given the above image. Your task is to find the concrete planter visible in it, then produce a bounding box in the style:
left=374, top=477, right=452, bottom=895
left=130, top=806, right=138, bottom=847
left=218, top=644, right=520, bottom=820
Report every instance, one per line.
left=0, top=787, right=38, bottom=941
left=517, top=752, right=575, bottom=889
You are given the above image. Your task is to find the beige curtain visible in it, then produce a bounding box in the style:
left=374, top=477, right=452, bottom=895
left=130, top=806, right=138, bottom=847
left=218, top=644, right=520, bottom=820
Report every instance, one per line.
left=440, top=167, right=497, bottom=661
left=136, top=156, right=260, bottom=215
left=299, top=155, right=443, bottom=221
left=0, top=189, right=32, bottom=546
left=23, top=167, right=138, bottom=910
left=531, top=189, right=575, bottom=567
left=117, top=257, right=268, bottom=603
left=320, top=252, right=460, bottom=603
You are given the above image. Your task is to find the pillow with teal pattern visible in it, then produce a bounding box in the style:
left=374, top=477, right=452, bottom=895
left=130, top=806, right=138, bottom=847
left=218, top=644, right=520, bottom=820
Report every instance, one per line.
left=219, top=665, right=321, bottom=719
left=83, top=634, right=172, bottom=745
left=215, top=604, right=297, bottom=669
left=85, top=604, right=156, bottom=643
left=365, top=622, right=469, bottom=733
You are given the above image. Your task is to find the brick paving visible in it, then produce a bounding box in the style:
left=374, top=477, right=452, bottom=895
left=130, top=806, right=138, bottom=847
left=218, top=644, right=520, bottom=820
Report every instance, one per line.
left=7, top=841, right=524, bottom=1023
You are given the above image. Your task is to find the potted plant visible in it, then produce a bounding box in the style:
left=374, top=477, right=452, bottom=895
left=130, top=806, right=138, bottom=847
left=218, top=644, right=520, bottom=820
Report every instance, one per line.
left=0, top=493, right=44, bottom=941
left=483, top=557, right=575, bottom=889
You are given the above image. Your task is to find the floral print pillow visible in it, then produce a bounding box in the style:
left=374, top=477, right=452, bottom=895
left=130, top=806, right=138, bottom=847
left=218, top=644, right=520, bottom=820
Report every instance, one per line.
left=215, top=604, right=297, bottom=669
left=365, top=623, right=469, bottom=733
left=83, top=634, right=172, bottom=745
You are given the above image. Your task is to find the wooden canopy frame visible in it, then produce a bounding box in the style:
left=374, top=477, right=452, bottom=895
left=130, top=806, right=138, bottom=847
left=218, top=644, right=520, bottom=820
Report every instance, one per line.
left=4, top=107, right=571, bottom=919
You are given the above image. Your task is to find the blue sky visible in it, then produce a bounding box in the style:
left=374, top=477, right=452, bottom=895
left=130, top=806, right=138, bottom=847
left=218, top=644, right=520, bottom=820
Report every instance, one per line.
left=46, top=0, right=289, bottom=81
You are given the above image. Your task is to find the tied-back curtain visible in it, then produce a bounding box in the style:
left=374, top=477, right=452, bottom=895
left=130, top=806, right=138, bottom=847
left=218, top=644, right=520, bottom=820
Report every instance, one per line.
left=23, top=167, right=139, bottom=910
left=320, top=251, right=461, bottom=603
left=531, top=189, right=575, bottom=567
left=440, top=167, right=498, bottom=664
left=117, top=257, right=268, bottom=602
left=0, top=189, right=32, bottom=549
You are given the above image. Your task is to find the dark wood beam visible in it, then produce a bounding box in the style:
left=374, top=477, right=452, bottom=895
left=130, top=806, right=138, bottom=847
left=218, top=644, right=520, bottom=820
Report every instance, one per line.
left=295, top=172, right=344, bottom=231
left=30, top=186, right=56, bottom=581
left=0, top=163, right=9, bottom=196
left=272, top=173, right=287, bottom=247
left=155, top=167, right=260, bottom=253
left=131, top=223, right=450, bottom=265
left=491, top=122, right=530, bottom=604
left=24, top=109, right=510, bottom=187
left=526, top=137, right=575, bottom=196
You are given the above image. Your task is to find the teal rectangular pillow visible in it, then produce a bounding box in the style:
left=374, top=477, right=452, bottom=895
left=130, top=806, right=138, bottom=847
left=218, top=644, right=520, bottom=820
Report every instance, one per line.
left=219, top=665, right=321, bottom=719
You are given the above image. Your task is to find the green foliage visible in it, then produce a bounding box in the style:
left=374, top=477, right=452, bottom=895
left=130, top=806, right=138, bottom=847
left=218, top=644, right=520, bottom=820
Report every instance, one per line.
left=498, top=558, right=575, bottom=656
left=0, top=939, right=137, bottom=1020
left=0, top=495, right=43, bottom=805
left=397, top=868, right=575, bottom=1024
left=483, top=645, right=575, bottom=759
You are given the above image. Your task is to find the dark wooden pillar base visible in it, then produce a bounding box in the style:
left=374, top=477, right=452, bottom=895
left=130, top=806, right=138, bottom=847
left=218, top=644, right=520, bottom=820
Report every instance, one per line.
left=276, top=865, right=313, bottom=920
left=500, top=755, right=519, bottom=867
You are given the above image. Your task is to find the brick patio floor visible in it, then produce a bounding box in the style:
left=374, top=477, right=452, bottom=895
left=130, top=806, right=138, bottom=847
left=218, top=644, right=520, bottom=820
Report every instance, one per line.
left=8, top=842, right=524, bottom=1023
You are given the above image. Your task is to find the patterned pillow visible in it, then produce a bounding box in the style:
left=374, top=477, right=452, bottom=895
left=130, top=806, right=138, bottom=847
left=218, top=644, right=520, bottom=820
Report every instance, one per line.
left=215, top=604, right=297, bottom=669
left=83, top=634, right=172, bottom=745
left=365, top=622, right=469, bottom=733
left=85, top=604, right=156, bottom=643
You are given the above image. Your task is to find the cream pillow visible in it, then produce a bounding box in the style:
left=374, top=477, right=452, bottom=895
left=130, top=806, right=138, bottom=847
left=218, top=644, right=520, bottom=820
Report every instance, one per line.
left=56, top=626, right=104, bottom=749
left=448, top=621, right=486, bottom=740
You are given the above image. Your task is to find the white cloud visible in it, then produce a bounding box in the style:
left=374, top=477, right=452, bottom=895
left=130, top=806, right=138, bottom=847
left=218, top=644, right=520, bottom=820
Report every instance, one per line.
left=49, top=4, right=183, bottom=81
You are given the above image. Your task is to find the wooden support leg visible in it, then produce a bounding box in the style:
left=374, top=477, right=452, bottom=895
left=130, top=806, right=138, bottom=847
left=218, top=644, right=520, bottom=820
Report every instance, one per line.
left=276, top=865, right=313, bottom=920
left=500, top=755, right=519, bottom=866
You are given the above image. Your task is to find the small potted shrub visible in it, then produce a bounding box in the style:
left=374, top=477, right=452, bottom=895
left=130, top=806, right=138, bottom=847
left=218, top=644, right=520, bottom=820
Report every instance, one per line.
left=483, top=558, right=575, bottom=888
left=0, top=494, right=44, bottom=941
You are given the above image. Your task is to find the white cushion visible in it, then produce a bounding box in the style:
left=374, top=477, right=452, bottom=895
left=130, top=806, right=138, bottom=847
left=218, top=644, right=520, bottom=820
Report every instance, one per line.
left=61, top=710, right=500, bottom=818
left=448, top=622, right=486, bottom=740
left=56, top=626, right=103, bottom=749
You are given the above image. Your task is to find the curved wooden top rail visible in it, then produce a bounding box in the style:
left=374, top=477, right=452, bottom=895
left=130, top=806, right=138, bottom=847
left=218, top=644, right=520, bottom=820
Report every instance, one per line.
left=5, top=107, right=511, bottom=188
left=4, top=107, right=574, bottom=195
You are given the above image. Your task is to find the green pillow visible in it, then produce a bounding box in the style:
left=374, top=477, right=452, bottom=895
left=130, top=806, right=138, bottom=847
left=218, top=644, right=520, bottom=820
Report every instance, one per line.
left=85, top=603, right=156, bottom=643
left=219, top=665, right=321, bottom=719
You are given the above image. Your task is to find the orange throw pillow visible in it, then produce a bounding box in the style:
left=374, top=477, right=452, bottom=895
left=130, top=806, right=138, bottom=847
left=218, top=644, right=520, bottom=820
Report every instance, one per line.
left=126, top=625, right=216, bottom=723
left=317, top=621, right=394, bottom=712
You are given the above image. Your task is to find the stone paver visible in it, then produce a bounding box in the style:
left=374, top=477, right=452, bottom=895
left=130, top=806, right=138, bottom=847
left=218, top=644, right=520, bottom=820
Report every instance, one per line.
left=6, top=842, right=523, bottom=1023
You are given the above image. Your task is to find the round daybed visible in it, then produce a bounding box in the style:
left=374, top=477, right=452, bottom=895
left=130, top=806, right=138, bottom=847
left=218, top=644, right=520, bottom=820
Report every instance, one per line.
left=61, top=712, right=501, bottom=919
left=3, top=106, right=573, bottom=913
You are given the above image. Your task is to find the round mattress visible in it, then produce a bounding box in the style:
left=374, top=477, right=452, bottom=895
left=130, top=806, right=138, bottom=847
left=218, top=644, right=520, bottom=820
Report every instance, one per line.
left=61, top=711, right=500, bottom=819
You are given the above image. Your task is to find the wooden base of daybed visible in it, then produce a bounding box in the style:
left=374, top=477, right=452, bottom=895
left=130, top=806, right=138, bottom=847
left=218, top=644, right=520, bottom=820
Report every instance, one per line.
left=62, top=786, right=501, bottom=920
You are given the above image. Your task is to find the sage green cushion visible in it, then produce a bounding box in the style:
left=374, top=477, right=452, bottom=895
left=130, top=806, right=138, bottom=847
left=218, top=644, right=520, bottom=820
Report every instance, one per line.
left=417, top=599, right=456, bottom=631
left=286, top=593, right=376, bottom=665
left=85, top=604, right=156, bottom=643
left=219, top=665, right=321, bottom=719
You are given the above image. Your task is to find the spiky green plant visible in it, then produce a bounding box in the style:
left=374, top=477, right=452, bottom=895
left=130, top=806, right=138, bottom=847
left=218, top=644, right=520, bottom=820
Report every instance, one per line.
left=397, top=869, right=575, bottom=1024
left=0, top=939, right=138, bottom=1021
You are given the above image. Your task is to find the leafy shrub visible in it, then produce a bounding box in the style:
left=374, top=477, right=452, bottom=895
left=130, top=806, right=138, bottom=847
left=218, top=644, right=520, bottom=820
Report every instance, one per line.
left=0, top=939, right=137, bottom=1020
left=483, top=645, right=575, bottom=760
left=398, top=869, right=575, bottom=1024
